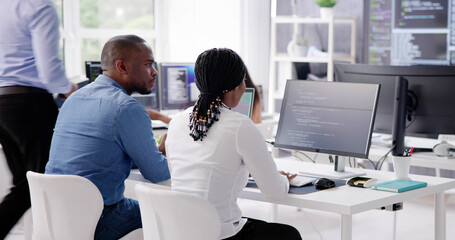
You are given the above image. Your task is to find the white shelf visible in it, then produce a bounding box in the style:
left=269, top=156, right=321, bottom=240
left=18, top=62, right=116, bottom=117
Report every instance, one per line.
left=268, top=0, right=357, bottom=113
left=273, top=16, right=356, bottom=24
left=273, top=55, right=329, bottom=63
left=334, top=55, right=356, bottom=62
left=272, top=54, right=354, bottom=63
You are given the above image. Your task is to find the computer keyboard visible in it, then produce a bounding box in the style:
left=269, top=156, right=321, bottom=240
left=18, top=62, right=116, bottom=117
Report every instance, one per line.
left=290, top=175, right=317, bottom=187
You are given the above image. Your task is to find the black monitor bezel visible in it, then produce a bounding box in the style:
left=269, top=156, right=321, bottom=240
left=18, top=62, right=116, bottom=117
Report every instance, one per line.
left=274, top=80, right=380, bottom=159
left=334, top=63, right=455, bottom=138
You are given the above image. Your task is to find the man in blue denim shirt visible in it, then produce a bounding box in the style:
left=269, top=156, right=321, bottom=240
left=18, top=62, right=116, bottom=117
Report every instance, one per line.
left=45, top=35, right=170, bottom=240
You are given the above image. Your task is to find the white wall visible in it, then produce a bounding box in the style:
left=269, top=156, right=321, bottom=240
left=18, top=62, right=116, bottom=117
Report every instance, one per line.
left=159, top=0, right=242, bottom=62
left=157, top=0, right=271, bottom=109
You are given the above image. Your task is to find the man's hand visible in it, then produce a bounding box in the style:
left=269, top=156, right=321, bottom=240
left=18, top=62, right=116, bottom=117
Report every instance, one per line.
left=146, top=108, right=171, bottom=124
left=62, top=83, right=79, bottom=99
left=158, top=133, right=167, bottom=156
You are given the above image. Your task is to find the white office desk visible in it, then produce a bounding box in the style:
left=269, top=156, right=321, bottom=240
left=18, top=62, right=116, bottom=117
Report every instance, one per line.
left=369, top=145, right=455, bottom=173
left=368, top=135, right=455, bottom=177
left=126, top=156, right=455, bottom=240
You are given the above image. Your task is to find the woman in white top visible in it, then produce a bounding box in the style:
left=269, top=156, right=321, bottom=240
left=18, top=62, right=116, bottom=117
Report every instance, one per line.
left=165, top=48, right=302, bottom=240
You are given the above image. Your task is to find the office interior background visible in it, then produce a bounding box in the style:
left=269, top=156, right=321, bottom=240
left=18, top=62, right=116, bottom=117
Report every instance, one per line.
left=2, top=0, right=455, bottom=239
left=35, top=0, right=365, bottom=112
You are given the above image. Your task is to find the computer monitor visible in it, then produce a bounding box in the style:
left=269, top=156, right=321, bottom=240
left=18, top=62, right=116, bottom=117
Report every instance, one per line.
left=364, top=0, right=451, bottom=65
left=131, top=62, right=160, bottom=110
left=335, top=63, right=455, bottom=138
left=274, top=80, right=380, bottom=178
left=231, top=88, right=255, bottom=118
left=84, top=61, right=102, bottom=82
left=159, top=63, right=198, bottom=110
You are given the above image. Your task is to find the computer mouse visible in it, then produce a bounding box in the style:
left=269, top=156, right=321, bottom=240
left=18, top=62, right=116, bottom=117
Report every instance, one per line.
left=314, top=178, right=336, bottom=190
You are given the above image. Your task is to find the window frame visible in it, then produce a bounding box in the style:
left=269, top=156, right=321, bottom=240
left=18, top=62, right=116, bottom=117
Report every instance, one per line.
left=57, top=0, right=160, bottom=79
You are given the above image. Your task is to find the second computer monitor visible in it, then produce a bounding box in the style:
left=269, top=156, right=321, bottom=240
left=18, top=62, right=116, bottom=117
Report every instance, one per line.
left=231, top=88, right=255, bottom=118
left=274, top=80, right=380, bottom=159
left=335, top=63, right=455, bottom=138
left=159, top=63, right=198, bottom=110
left=85, top=61, right=102, bottom=82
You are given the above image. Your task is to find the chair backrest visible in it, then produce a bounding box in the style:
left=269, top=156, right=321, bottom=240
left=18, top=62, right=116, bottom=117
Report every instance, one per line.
left=135, top=184, right=221, bottom=240
left=26, top=171, right=104, bottom=240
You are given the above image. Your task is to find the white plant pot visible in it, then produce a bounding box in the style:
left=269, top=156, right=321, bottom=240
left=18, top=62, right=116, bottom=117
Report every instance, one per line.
left=287, top=40, right=307, bottom=57
left=319, top=7, right=333, bottom=19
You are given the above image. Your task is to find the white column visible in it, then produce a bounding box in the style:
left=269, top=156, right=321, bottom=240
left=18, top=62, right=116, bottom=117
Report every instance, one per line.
left=327, top=17, right=334, bottom=82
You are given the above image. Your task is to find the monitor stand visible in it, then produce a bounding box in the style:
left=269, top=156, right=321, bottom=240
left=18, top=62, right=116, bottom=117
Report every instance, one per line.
left=299, top=156, right=365, bottom=179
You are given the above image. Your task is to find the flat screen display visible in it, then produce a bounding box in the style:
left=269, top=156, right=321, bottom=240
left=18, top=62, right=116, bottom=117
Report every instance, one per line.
left=231, top=88, right=255, bottom=118
left=274, top=80, right=380, bottom=159
left=159, top=63, right=198, bottom=110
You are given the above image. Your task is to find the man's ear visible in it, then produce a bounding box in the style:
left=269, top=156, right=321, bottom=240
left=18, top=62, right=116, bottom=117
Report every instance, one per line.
left=115, top=59, right=128, bottom=74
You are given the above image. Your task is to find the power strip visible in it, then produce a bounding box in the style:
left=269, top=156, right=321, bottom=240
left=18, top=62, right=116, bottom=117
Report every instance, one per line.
left=438, top=134, right=455, bottom=145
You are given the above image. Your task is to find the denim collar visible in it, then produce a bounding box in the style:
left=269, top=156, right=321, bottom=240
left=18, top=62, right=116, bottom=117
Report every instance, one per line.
left=94, top=74, right=128, bottom=95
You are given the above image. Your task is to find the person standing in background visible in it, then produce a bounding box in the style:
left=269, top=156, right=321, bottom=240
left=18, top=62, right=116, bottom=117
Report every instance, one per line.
left=0, top=0, right=77, bottom=238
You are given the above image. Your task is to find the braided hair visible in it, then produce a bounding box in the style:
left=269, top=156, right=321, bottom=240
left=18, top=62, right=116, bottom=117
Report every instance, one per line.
left=189, top=48, right=246, bottom=141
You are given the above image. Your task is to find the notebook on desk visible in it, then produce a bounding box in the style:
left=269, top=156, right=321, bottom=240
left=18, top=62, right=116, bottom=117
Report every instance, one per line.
left=372, top=179, right=427, bottom=193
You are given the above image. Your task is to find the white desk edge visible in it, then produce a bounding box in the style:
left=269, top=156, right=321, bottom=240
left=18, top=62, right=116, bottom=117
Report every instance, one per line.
left=126, top=157, right=455, bottom=240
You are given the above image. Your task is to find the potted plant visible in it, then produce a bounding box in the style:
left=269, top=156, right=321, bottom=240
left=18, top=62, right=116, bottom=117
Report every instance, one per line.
left=287, top=36, right=308, bottom=57
left=315, top=0, right=337, bottom=19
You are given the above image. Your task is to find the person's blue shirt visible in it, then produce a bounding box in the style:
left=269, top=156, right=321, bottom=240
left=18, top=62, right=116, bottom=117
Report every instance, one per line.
left=46, top=75, right=170, bottom=205
left=0, top=0, right=72, bottom=93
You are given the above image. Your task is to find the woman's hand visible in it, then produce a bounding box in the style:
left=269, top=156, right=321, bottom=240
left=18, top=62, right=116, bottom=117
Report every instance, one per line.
left=279, top=171, right=297, bottom=182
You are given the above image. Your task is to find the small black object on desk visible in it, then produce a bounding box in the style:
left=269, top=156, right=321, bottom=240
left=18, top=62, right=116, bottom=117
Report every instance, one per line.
left=314, top=178, right=336, bottom=190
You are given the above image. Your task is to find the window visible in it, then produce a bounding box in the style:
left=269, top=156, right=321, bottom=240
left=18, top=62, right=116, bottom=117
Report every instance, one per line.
left=52, top=0, right=157, bottom=79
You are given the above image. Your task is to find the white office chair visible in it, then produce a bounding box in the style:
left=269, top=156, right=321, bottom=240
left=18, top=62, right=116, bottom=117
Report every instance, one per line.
left=135, top=184, right=221, bottom=240
left=26, top=171, right=143, bottom=240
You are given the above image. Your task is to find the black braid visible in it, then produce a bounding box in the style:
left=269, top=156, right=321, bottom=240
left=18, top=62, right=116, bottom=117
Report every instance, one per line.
left=189, top=48, right=246, bottom=141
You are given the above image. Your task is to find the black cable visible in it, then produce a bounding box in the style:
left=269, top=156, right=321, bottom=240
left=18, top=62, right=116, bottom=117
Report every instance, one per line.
left=366, top=158, right=379, bottom=170
left=292, top=153, right=307, bottom=163
left=405, top=109, right=417, bottom=129
left=294, top=150, right=316, bottom=163
left=377, top=146, right=395, bottom=170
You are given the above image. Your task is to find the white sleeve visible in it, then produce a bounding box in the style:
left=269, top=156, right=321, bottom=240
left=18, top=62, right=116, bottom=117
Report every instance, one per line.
left=235, top=119, right=289, bottom=201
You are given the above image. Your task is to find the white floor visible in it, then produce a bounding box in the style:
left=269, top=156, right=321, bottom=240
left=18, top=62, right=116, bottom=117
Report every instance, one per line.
left=6, top=194, right=455, bottom=240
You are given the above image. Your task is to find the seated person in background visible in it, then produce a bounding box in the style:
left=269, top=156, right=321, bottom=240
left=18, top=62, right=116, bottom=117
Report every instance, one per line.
left=165, top=48, right=302, bottom=240
left=45, top=35, right=170, bottom=240
left=244, top=68, right=262, bottom=124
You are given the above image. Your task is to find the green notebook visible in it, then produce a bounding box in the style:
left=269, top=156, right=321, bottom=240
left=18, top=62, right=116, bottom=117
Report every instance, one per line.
left=372, top=179, right=427, bottom=193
